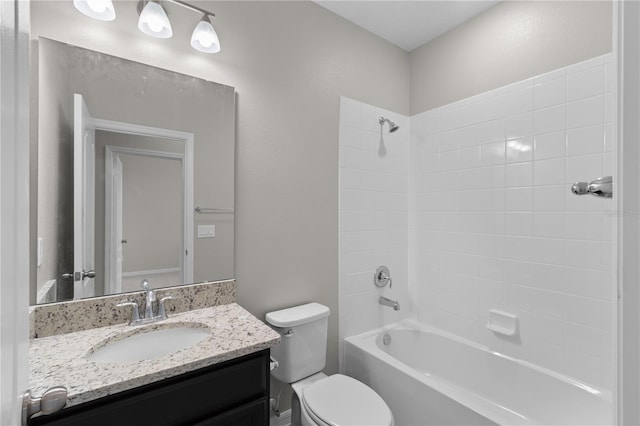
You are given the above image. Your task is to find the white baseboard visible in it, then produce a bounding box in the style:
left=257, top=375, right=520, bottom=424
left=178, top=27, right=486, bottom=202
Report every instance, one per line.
left=122, top=267, right=180, bottom=277
left=270, top=409, right=291, bottom=426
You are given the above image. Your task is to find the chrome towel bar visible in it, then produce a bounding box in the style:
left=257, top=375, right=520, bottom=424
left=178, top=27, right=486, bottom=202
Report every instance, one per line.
left=194, top=206, right=234, bottom=214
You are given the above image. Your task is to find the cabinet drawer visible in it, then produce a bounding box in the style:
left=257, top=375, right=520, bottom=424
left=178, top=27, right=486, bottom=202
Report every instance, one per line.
left=193, top=398, right=268, bottom=426
left=30, top=350, right=269, bottom=426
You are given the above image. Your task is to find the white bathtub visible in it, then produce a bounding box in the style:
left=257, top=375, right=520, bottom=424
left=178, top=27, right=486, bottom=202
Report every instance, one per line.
left=343, top=321, right=612, bottom=426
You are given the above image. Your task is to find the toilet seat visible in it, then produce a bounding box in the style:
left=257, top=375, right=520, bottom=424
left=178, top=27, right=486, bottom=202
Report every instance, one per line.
left=301, top=374, right=393, bottom=426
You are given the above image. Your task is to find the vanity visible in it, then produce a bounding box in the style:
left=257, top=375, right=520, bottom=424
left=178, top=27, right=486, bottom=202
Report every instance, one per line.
left=30, top=350, right=270, bottom=426
left=28, top=281, right=280, bottom=425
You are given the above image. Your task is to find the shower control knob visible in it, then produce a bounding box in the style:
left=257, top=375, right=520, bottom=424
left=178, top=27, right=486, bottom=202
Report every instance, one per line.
left=374, top=266, right=392, bottom=288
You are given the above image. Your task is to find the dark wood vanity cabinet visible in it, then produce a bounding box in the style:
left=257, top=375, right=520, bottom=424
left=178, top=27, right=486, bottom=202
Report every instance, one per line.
left=30, top=349, right=270, bottom=426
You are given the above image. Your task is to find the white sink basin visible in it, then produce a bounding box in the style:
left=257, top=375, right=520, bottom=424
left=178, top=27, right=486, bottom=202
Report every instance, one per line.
left=88, top=325, right=210, bottom=363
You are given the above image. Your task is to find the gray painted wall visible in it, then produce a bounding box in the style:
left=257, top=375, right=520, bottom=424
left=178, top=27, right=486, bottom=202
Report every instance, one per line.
left=35, top=39, right=74, bottom=300
left=410, top=1, right=612, bottom=114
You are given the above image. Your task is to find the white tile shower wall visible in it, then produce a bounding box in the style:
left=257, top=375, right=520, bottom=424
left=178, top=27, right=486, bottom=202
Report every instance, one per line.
left=338, top=97, right=410, bottom=369
left=409, top=54, right=615, bottom=390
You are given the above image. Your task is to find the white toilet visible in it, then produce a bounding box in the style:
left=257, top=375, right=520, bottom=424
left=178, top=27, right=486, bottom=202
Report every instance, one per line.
left=266, top=303, right=394, bottom=426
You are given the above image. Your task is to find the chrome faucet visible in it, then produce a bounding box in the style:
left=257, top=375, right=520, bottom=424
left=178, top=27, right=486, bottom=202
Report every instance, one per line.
left=116, top=279, right=174, bottom=326
left=379, top=296, right=400, bottom=311
left=141, top=279, right=156, bottom=320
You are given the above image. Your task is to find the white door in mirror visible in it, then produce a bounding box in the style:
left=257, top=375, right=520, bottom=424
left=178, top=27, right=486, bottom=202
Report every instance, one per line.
left=74, top=94, right=97, bottom=300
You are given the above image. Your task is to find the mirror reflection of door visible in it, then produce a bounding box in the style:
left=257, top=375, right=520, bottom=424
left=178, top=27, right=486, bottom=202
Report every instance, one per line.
left=73, top=94, right=96, bottom=300
left=98, top=127, right=193, bottom=297
left=117, top=152, right=182, bottom=293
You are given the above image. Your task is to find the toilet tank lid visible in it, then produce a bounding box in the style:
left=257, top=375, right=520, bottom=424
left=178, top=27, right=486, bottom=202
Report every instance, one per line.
left=265, top=303, right=330, bottom=327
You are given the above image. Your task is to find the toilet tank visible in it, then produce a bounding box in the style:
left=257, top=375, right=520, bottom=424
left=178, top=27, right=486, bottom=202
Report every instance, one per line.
left=266, top=303, right=330, bottom=384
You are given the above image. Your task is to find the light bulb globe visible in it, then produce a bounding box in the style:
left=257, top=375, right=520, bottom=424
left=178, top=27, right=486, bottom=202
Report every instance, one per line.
left=73, top=0, right=115, bottom=21
left=191, top=16, right=220, bottom=54
left=138, top=1, right=173, bottom=39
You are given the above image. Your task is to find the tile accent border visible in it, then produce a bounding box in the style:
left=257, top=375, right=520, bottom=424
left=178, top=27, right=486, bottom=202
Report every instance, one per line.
left=29, top=280, right=236, bottom=338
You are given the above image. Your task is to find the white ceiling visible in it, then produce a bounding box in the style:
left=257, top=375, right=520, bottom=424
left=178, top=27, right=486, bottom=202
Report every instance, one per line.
left=314, top=1, right=500, bottom=52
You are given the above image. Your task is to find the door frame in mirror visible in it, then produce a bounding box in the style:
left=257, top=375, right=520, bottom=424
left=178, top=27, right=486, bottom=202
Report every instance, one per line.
left=74, top=93, right=97, bottom=300
left=94, top=118, right=194, bottom=294
left=105, top=145, right=190, bottom=293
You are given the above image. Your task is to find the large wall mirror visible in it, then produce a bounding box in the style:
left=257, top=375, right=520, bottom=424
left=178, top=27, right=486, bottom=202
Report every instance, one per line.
left=31, top=38, right=236, bottom=305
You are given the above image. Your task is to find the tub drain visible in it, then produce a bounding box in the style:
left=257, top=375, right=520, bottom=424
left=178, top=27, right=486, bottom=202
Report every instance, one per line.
left=382, top=333, right=391, bottom=345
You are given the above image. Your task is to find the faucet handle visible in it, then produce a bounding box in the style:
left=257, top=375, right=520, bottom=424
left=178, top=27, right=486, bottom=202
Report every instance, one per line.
left=116, top=302, right=141, bottom=325
left=140, top=279, right=150, bottom=291
left=158, top=296, right=175, bottom=319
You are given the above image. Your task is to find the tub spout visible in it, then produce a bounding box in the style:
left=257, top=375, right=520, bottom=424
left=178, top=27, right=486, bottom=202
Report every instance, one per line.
left=379, top=296, right=400, bottom=311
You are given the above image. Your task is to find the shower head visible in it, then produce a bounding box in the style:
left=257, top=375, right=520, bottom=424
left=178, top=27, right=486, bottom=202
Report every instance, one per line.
left=379, top=116, right=399, bottom=133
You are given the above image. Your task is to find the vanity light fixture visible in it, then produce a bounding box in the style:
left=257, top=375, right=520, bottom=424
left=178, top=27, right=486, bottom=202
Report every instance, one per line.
left=73, top=0, right=116, bottom=21
left=73, top=0, right=221, bottom=54
left=191, top=15, right=220, bottom=53
left=138, top=1, right=173, bottom=39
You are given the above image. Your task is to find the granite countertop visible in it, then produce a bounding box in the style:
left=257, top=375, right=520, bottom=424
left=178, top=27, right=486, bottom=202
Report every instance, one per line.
left=30, top=303, right=281, bottom=408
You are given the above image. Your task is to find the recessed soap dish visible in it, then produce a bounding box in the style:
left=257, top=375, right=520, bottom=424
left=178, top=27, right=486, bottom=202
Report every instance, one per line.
left=486, top=309, right=519, bottom=337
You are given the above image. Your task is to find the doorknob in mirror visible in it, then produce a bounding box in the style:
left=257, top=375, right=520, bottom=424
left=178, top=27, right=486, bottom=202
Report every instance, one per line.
left=61, top=270, right=95, bottom=281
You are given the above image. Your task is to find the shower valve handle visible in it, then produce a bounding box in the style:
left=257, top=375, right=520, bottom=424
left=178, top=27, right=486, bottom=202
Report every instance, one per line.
left=374, top=266, right=392, bottom=288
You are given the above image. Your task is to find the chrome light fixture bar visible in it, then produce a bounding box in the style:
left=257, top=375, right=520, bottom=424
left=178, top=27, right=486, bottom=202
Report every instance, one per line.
left=165, top=0, right=214, bottom=18
left=73, top=0, right=221, bottom=54
left=164, top=0, right=219, bottom=53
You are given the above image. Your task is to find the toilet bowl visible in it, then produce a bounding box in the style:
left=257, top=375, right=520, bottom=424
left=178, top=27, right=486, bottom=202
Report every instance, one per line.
left=266, top=303, right=393, bottom=426
left=295, top=373, right=393, bottom=426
